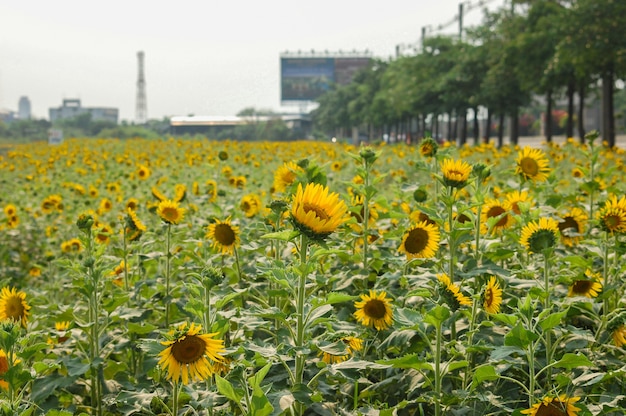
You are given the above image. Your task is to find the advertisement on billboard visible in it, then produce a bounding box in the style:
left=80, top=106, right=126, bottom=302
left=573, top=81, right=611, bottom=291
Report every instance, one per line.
left=281, top=57, right=335, bottom=101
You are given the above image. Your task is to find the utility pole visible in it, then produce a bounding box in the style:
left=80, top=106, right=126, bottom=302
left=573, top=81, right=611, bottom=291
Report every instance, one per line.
left=459, top=2, right=464, bottom=40
left=136, top=51, right=147, bottom=124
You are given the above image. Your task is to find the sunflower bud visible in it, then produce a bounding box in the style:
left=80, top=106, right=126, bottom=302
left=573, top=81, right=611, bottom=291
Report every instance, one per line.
left=76, top=213, right=94, bottom=233
left=218, top=151, right=228, bottom=161
left=359, top=146, right=378, bottom=165
left=472, top=163, right=491, bottom=182
left=413, top=188, right=428, bottom=203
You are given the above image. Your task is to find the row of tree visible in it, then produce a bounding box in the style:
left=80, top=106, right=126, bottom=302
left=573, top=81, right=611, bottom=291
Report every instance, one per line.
left=312, top=0, right=626, bottom=147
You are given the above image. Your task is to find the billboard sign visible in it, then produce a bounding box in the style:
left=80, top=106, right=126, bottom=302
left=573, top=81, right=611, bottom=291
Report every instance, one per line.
left=281, top=57, right=335, bottom=101
left=48, top=129, right=63, bottom=145
left=280, top=55, right=372, bottom=102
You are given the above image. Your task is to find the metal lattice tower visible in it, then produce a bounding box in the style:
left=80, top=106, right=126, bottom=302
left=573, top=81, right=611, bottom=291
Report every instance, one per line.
left=135, top=51, right=147, bottom=124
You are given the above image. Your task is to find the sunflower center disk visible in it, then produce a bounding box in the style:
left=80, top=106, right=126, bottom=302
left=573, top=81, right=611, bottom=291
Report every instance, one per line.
left=558, top=217, right=579, bottom=235
left=215, top=224, right=236, bottom=245
left=364, top=299, right=388, bottom=319
left=6, top=298, right=25, bottom=320
left=405, top=228, right=428, bottom=254
left=571, top=280, right=592, bottom=295
left=303, top=203, right=329, bottom=221
left=171, top=335, right=206, bottom=364
left=520, top=157, right=539, bottom=176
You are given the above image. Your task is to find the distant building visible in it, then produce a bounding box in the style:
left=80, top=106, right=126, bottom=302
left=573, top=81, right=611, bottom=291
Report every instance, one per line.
left=18, top=96, right=31, bottom=119
left=0, top=109, right=16, bottom=123
left=49, top=99, right=118, bottom=124
left=169, top=114, right=311, bottom=138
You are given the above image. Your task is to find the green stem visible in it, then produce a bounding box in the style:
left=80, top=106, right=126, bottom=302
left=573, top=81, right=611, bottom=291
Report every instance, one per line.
left=447, top=187, right=456, bottom=283
left=363, top=160, right=370, bottom=275
left=172, top=381, right=179, bottom=416
left=603, top=232, right=610, bottom=314
left=528, top=337, right=536, bottom=408
left=294, top=235, right=309, bottom=414
left=543, top=253, right=552, bottom=389
left=463, top=298, right=479, bottom=390
left=165, top=223, right=172, bottom=327
left=434, top=320, right=443, bottom=416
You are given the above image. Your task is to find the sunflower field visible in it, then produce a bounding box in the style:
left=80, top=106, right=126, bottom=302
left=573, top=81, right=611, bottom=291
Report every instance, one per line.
left=0, top=133, right=625, bottom=416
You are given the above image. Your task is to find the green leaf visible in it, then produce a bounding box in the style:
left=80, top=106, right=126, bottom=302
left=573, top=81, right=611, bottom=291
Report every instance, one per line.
left=504, top=323, right=539, bottom=349
left=424, top=305, right=450, bottom=326
left=552, top=353, right=593, bottom=370
left=472, top=364, right=499, bottom=386
left=127, top=321, right=158, bottom=335
left=492, top=313, right=518, bottom=327
left=260, top=230, right=300, bottom=242
left=320, top=292, right=357, bottom=305
left=539, top=310, right=567, bottom=331
left=215, top=374, right=242, bottom=403
left=394, top=307, right=424, bottom=328
left=248, top=362, right=272, bottom=390
left=249, top=363, right=274, bottom=416
left=377, top=354, right=433, bottom=372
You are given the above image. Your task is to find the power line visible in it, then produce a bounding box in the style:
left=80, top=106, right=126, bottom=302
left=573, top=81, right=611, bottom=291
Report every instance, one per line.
left=396, top=0, right=499, bottom=57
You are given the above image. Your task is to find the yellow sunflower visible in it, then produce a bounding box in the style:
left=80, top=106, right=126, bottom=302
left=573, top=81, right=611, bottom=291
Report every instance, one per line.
left=205, top=180, right=218, bottom=203
left=94, top=222, right=113, bottom=245
left=320, top=336, right=364, bottom=364
left=157, top=199, right=186, bottom=225
left=3, top=204, right=17, bottom=218
left=152, top=186, right=167, bottom=202
left=437, top=273, right=472, bottom=311
left=481, top=199, right=514, bottom=234
left=521, top=394, right=581, bottom=416
left=354, top=290, right=394, bottom=331
left=515, top=146, right=551, bottom=182
left=482, top=276, right=503, bottom=314
left=206, top=218, right=240, bottom=255
left=61, top=238, right=83, bottom=253
left=611, top=324, right=626, bottom=347
left=597, top=194, right=626, bottom=234
left=440, top=158, right=472, bottom=188
left=418, top=137, right=438, bottom=158
left=240, top=194, right=262, bottom=218
left=520, top=217, right=560, bottom=254
left=0, top=349, right=9, bottom=390
left=505, top=190, right=533, bottom=215
left=174, top=184, right=187, bottom=203
left=126, top=198, right=140, bottom=212
left=136, top=164, right=151, bottom=180
left=273, top=161, right=303, bottom=193
left=571, top=167, right=585, bottom=179
left=158, top=322, right=225, bottom=385
left=290, top=182, right=349, bottom=240
left=558, top=207, right=588, bottom=246
left=0, top=287, right=31, bottom=328
left=125, top=209, right=147, bottom=242
left=398, top=221, right=441, bottom=260
left=568, top=269, right=602, bottom=298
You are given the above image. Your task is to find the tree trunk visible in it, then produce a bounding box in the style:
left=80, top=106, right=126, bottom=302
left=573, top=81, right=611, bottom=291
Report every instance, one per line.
left=578, top=83, right=586, bottom=143
left=510, top=108, right=519, bottom=146
left=485, top=109, right=492, bottom=144
left=497, top=112, right=504, bottom=148
left=460, top=109, right=467, bottom=146
left=566, top=79, right=575, bottom=139
left=473, top=107, right=480, bottom=145
left=602, top=71, right=615, bottom=147
left=421, top=114, right=427, bottom=139
left=545, top=90, right=553, bottom=143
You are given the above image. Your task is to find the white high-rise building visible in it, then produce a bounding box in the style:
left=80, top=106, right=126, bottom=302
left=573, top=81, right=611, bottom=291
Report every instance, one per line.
left=18, top=96, right=31, bottom=119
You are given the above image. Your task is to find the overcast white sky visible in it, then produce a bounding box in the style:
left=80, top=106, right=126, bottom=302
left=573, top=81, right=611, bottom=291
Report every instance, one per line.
left=0, top=0, right=506, bottom=122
